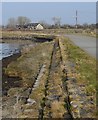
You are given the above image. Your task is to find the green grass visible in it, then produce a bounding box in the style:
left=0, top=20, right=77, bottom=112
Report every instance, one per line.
left=59, top=37, right=96, bottom=117
left=61, top=37, right=96, bottom=94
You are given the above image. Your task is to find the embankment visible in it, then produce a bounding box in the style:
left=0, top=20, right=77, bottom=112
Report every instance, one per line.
left=2, top=52, right=21, bottom=95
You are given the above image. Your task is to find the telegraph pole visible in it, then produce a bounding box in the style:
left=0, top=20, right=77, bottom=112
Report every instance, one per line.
left=76, top=10, right=78, bottom=28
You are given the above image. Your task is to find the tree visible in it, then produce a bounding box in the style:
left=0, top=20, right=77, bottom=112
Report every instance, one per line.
left=83, top=23, right=89, bottom=29
left=7, top=17, right=16, bottom=28
left=17, top=16, right=31, bottom=25
left=39, top=20, right=50, bottom=29
left=52, top=17, right=61, bottom=28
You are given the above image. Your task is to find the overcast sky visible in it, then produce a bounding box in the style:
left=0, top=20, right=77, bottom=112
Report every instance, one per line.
left=2, top=2, right=96, bottom=25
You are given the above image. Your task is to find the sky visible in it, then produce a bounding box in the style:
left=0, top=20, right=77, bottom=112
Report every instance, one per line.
left=1, top=2, right=96, bottom=25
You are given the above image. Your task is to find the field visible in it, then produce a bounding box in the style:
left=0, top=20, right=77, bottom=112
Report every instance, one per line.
left=2, top=29, right=97, bottom=119
left=1, top=28, right=96, bottom=39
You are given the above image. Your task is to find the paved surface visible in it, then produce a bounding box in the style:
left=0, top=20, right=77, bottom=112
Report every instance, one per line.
left=65, top=34, right=96, bottom=58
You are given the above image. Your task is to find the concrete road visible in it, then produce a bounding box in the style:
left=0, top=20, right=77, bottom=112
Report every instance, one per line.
left=65, top=34, right=96, bottom=58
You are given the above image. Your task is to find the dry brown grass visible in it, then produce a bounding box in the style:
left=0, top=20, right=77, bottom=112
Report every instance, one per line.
left=51, top=101, right=65, bottom=118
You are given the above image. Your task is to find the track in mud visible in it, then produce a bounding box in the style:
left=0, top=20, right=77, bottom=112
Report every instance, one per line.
left=41, top=39, right=73, bottom=119
left=2, top=37, right=96, bottom=119
left=2, top=39, right=73, bottom=119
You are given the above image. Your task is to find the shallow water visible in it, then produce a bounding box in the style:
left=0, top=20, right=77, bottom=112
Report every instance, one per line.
left=0, top=43, right=20, bottom=60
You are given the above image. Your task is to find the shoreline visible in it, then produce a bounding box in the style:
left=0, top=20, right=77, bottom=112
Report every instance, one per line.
left=2, top=52, right=21, bottom=96
left=2, top=52, right=21, bottom=68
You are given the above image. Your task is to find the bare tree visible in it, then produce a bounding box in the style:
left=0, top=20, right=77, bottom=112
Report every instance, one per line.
left=17, top=16, right=31, bottom=25
left=39, top=20, right=49, bottom=29
left=52, top=17, right=61, bottom=28
left=7, top=17, right=16, bottom=28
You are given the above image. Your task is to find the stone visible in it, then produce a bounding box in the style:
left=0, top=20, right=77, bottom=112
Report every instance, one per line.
left=26, top=98, right=36, bottom=105
left=47, top=95, right=61, bottom=101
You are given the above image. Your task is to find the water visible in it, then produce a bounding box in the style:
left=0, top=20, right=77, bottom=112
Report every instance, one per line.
left=0, top=43, right=20, bottom=60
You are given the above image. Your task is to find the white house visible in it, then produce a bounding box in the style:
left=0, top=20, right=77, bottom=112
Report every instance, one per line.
left=16, top=23, right=44, bottom=30
left=26, top=23, right=44, bottom=30
left=35, top=23, right=44, bottom=30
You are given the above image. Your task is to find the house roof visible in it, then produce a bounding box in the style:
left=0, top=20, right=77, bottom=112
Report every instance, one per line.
left=25, top=23, right=40, bottom=27
left=16, top=23, right=43, bottom=28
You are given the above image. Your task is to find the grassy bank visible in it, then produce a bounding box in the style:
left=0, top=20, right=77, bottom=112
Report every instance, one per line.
left=5, top=41, right=54, bottom=88
left=2, top=34, right=96, bottom=118
left=59, top=36, right=96, bottom=118
left=60, top=36, right=96, bottom=95
left=2, top=40, right=55, bottom=118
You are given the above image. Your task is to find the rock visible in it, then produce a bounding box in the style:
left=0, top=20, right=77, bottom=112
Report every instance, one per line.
left=33, top=84, right=39, bottom=88
left=47, top=95, right=61, bottom=101
left=24, top=109, right=34, bottom=113
left=26, top=98, right=36, bottom=105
